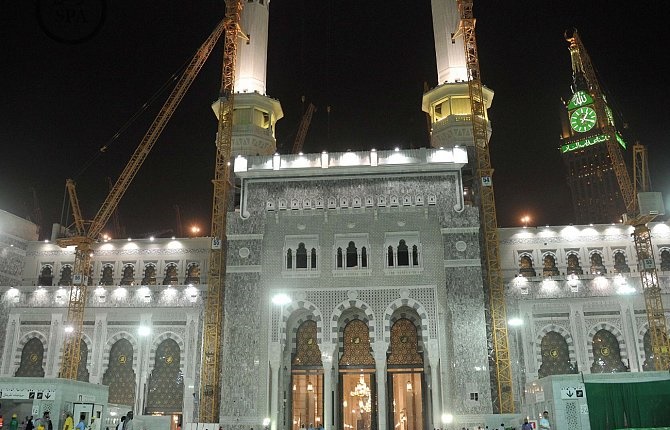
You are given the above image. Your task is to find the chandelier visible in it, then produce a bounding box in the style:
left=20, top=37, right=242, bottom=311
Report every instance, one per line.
left=350, top=375, right=372, bottom=413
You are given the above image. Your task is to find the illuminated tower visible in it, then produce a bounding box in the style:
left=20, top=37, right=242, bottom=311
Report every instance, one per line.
left=212, top=0, right=283, bottom=156
left=421, top=0, right=493, bottom=150
left=559, top=31, right=628, bottom=224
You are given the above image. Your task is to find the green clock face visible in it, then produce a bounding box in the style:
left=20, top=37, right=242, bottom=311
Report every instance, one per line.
left=570, top=106, right=597, bottom=133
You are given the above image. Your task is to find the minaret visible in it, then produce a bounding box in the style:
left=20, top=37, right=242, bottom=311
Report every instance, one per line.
left=421, top=0, right=493, bottom=149
left=212, top=0, right=283, bottom=156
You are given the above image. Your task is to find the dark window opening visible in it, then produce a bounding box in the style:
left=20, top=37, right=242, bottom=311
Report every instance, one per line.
left=361, top=247, right=368, bottom=268
left=397, top=240, right=409, bottom=266
left=412, top=245, right=419, bottom=266
left=296, top=243, right=308, bottom=269
left=311, top=248, right=317, bottom=269
left=337, top=248, right=343, bottom=268
left=346, top=241, right=358, bottom=267
left=287, top=249, right=293, bottom=269
left=388, top=246, right=394, bottom=267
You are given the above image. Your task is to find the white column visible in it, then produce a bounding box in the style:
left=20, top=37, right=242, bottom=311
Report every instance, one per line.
left=322, top=355, right=333, bottom=430
left=620, top=300, right=639, bottom=371
left=2, top=313, right=21, bottom=376
left=47, top=312, right=64, bottom=377
left=136, top=314, right=152, bottom=414
left=183, top=312, right=199, bottom=423
left=372, top=342, right=388, bottom=430
left=269, top=342, right=281, bottom=430
left=426, top=340, right=441, bottom=429
left=91, top=312, right=108, bottom=383
left=569, top=304, right=588, bottom=372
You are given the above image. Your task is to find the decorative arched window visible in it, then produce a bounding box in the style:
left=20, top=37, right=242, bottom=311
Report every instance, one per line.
left=38, top=265, right=53, bottom=286
left=613, top=251, right=630, bottom=274
left=100, top=264, right=114, bottom=286
left=590, top=329, right=627, bottom=373
left=346, top=242, right=358, bottom=267
left=120, top=265, right=135, bottom=285
left=642, top=329, right=669, bottom=371
left=661, top=249, right=670, bottom=271
left=397, top=240, right=409, bottom=266
left=590, top=252, right=606, bottom=275
left=385, top=233, right=421, bottom=270
left=566, top=253, right=583, bottom=275
left=542, top=254, right=559, bottom=277
left=58, top=265, right=73, bottom=286
left=102, top=338, right=136, bottom=406
left=142, top=264, right=157, bottom=285
left=519, top=255, right=536, bottom=277
left=163, top=264, right=178, bottom=285
left=15, top=338, right=45, bottom=377
left=185, top=263, right=201, bottom=284
left=146, top=339, right=184, bottom=414
left=538, top=331, right=576, bottom=378
left=296, top=243, right=308, bottom=269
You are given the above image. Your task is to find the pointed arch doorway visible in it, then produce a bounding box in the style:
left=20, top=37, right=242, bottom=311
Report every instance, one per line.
left=339, top=319, right=377, bottom=430
left=291, top=320, right=324, bottom=430
left=387, top=319, right=425, bottom=430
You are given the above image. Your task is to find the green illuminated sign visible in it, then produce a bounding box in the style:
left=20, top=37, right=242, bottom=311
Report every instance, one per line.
left=561, top=134, right=608, bottom=153
left=567, top=91, right=594, bottom=110
left=615, top=132, right=627, bottom=149
left=561, top=132, right=627, bottom=153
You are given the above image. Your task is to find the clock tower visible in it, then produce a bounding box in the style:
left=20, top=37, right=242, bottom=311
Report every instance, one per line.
left=559, top=31, right=628, bottom=224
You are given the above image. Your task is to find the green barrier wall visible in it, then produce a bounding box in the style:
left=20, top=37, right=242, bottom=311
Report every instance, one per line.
left=586, top=381, right=670, bottom=430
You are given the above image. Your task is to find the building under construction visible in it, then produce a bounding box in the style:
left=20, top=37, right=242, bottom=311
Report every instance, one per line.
left=0, top=2, right=669, bottom=430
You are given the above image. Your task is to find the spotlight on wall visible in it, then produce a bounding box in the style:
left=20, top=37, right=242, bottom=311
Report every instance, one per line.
left=441, top=414, right=453, bottom=424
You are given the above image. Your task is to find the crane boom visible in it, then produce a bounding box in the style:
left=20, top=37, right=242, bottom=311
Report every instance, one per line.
left=456, top=0, right=514, bottom=413
left=198, top=0, right=245, bottom=422
left=57, top=19, right=226, bottom=380
left=292, top=102, right=316, bottom=154
left=566, top=31, right=670, bottom=371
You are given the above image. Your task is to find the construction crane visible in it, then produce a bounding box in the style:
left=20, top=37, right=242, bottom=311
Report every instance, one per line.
left=57, top=19, right=226, bottom=380
left=566, top=30, right=670, bottom=371
left=455, top=0, right=514, bottom=413
left=292, top=101, right=316, bottom=154
left=198, top=0, right=247, bottom=422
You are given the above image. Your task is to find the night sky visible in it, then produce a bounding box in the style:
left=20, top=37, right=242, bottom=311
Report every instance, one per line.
left=1, top=1, right=668, bottom=239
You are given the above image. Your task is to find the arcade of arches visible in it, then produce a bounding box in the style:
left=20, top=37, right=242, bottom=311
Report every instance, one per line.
left=287, top=314, right=428, bottom=430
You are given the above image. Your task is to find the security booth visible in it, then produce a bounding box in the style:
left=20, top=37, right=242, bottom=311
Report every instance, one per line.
left=0, top=378, right=108, bottom=430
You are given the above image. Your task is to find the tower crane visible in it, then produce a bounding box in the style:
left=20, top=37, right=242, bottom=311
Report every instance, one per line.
left=57, top=19, right=226, bottom=380
left=455, top=0, right=514, bottom=413
left=198, top=0, right=247, bottom=422
left=292, top=101, right=316, bottom=154
left=566, top=30, right=670, bottom=371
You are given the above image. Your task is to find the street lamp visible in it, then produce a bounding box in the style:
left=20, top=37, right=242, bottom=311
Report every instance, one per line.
left=521, top=215, right=531, bottom=228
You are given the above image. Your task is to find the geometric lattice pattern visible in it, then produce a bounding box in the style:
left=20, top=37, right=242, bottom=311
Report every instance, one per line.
left=590, top=329, right=627, bottom=373
left=387, top=319, right=423, bottom=367
left=102, top=338, right=137, bottom=406
left=146, top=339, right=184, bottom=414
left=292, top=321, right=323, bottom=367
left=538, top=331, right=576, bottom=378
left=339, top=320, right=375, bottom=368
left=15, top=337, right=45, bottom=377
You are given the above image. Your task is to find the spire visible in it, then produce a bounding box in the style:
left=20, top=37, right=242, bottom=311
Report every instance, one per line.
left=565, top=29, right=589, bottom=93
